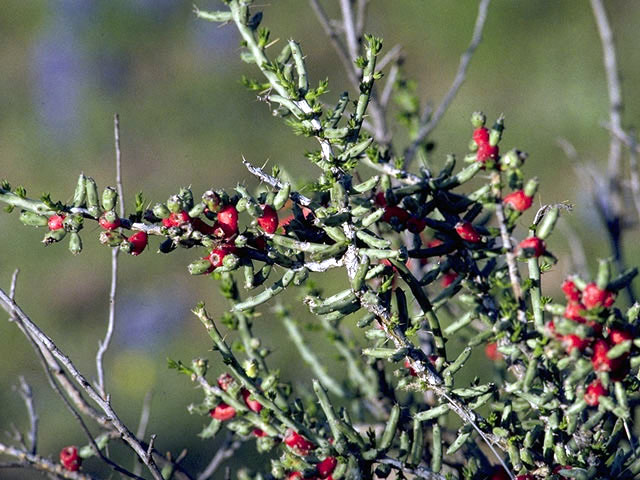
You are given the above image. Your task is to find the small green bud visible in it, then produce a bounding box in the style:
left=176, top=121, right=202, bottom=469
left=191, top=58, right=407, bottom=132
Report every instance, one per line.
left=191, top=358, right=208, bottom=377
left=524, top=177, right=539, bottom=197
left=188, top=258, right=214, bottom=275
left=68, top=232, right=82, bottom=255
left=202, top=190, right=221, bottom=213
left=234, top=235, right=248, bottom=248
left=101, top=187, right=118, bottom=211
left=188, top=202, right=205, bottom=218
left=596, top=258, right=612, bottom=289
left=43, top=228, right=66, bottom=245
left=244, top=359, right=258, bottom=378
left=271, top=461, right=285, bottom=478
left=273, top=183, right=290, bottom=210
left=536, top=206, right=559, bottom=240
left=222, top=253, right=240, bottom=270
left=19, top=211, right=49, bottom=227
left=152, top=203, right=170, bottom=219
left=500, top=149, right=526, bottom=170
left=470, top=111, right=486, bottom=128
left=84, top=176, right=100, bottom=217
left=72, top=174, right=87, bottom=208
left=166, top=195, right=184, bottom=213
left=63, top=214, right=84, bottom=233
left=179, top=187, right=194, bottom=210
left=489, top=115, right=505, bottom=146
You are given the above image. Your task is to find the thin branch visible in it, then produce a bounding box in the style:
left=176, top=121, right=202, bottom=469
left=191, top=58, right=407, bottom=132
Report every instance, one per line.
left=309, top=0, right=388, bottom=142
left=242, top=157, right=312, bottom=206
left=355, top=0, right=368, bottom=40
left=9, top=269, right=19, bottom=303
left=196, top=432, right=241, bottom=480
left=590, top=0, right=635, bottom=303
left=308, top=0, right=360, bottom=88
left=114, top=114, right=125, bottom=218
left=16, top=377, right=38, bottom=454
left=96, top=114, right=125, bottom=397
left=376, top=43, right=402, bottom=73
left=339, top=0, right=360, bottom=68
left=0, top=441, right=98, bottom=480
left=380, top=61, right=400, bottom=109
left=12, top=310, right=145, bottom=480
left=590, top=0, right=624, bottom=181
left=133, top=391, right=153, bottom=478
left=0, top=290, right=164, bottom=480
left=405, top=0, right=491, bottom=167
left=558, top=218, right=589, bottom=278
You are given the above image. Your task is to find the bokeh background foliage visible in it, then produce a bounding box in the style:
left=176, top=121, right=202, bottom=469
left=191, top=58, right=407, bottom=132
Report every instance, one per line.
left=1, top=0, right=639, bottom=477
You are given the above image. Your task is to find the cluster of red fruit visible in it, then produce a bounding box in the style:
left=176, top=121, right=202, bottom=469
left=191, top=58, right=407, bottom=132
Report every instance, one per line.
left=472, top=122, right=500, bottom=165
left=210, top=375, right=337, bottom=479
left=59, top=445, right=81, bottom=472
left=209, top=373, right=263, bottom=425
left=549, top=278, right=632, bottom=406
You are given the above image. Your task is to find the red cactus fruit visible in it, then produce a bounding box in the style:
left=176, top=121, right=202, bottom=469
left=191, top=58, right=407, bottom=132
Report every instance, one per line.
left=192, top=217, right=216, bottom=235
left=257, top=205, right=279, bottom=234
left=591, top=339, right=623, bottom=372
left=455, top=221, right=482, bottom=243
left=208, top=247, right=233, bottom=268
left=561, top=279, right=581, bottom=303
left=441, top=271, right=458, bottom=287
left=503, top=190, right=533, bottom=212
left=162, top=210, right=191, bottom=228
left=60, top=446, right=81, bottom=472
left=242, top=389, right=263, bottom=413
left=582, top=282, right=615, bottom=309
left=609, top=328, right=632, bottom=345
left=128, top=231, right=148, bottom=256
left=317, top=457, right=338, bottom=478
left=48, top=214, right=65, bottom=231
left=98, top=211, right=121, bottom=230
left=561, top=334, right=590, bottom=353
left=210, top=402, right=236, bottom=421
left=472, top=127, right=490, bottom=146
left=216, top=205, right=239, bottom=237
left=564, top=303, right=586, bottom=323
left=476, top=142, right=499, bottom=163
left=584, top=379, right=607, bottom=407
left=485, top=342, right=502, bottom=361
left=382, top=206, right=410, bottom=226
left=217, top=373, right=234, bottom=391
left=374, top=191, right=387, bottom=207
left=284, top=429, right=315, bottom=455
left=518, top=236, right=546, bottom=258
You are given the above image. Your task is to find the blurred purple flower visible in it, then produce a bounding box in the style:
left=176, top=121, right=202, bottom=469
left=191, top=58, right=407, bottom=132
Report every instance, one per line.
left=30, top=15, right=87, bottom=144
left=115, top=289, right=190, bottom=349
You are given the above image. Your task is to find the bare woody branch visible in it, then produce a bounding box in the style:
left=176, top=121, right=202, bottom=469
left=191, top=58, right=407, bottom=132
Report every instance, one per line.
left=0, top=289, right=165, bottom=480
left=405, top=0, right=492, bottom=167
left=96, top=113, right=125, bottom=397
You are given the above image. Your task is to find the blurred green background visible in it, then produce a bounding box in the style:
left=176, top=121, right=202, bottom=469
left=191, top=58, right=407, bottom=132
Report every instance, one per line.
left=1, top=0, right=639, bottom=478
